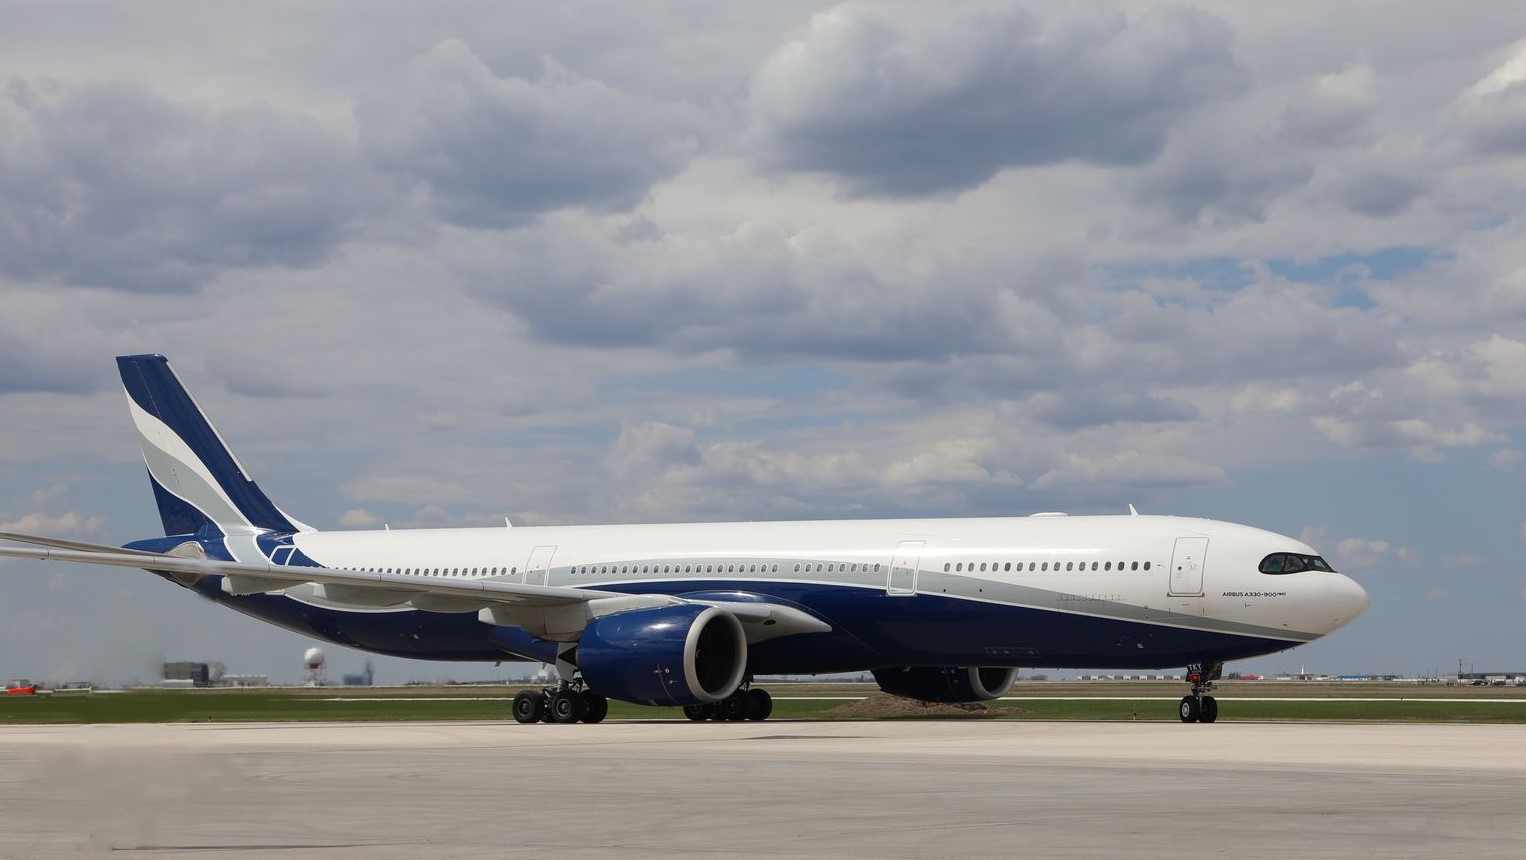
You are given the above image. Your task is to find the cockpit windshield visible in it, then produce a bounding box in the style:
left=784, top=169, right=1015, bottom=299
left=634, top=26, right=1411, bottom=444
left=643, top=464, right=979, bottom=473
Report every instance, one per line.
left=1259, top=552, right=1336, bottom=574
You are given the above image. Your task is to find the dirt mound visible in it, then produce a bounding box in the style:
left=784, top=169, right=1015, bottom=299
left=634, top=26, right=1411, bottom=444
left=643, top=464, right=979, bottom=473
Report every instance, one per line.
left=828, top=694, right=1018, bottom=719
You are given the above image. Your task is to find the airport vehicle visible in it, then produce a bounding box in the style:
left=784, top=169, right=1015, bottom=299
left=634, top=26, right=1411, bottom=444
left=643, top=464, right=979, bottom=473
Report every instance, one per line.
left=5, top=680, right=38, bottom=696
left=0, top=355, right=1368, bottom=723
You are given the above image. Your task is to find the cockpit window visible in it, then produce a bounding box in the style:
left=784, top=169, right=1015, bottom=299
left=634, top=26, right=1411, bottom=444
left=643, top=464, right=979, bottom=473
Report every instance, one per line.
left=1259, top=552, right=1336, bottom=574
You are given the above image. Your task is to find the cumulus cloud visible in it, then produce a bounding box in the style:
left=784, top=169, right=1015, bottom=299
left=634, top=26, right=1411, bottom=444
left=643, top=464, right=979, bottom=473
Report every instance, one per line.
left=1300, top=527, right=1418, bottom=571
left=338, top=508, right=381, bottom=527
left=1454, top=37, right=1526, bottom=154
left=748, top=1, right=1245, bottom=196
left=606, top=422, right=701, bottom=482
left=1280, top=64, right=1381, bottom=148
left=1487, top=448, right=1522, bottom=473
left=0, top=77, right=373, bottom=291
left=1028, top=391, right=1199, bottom=429
left=456, top=216, right=1029, bottom=363
left=1124, top=108, right=1315, bottom=224
left=357, top=41, right=702, bottom=227
left=0, top=510, right=103, bottom=536
left=1029, top=450, right=1226, bottom=492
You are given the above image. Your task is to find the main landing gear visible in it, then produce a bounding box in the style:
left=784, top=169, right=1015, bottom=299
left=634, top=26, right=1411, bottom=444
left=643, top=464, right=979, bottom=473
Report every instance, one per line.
left=682, top=685, right=773, bottom=722
left=1179, top=660, right=1223, bottom=724
left=512, top=681, right=609, bottom=724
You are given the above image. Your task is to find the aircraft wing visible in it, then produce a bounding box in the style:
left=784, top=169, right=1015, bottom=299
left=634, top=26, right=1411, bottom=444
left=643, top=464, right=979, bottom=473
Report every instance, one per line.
left=0, top=533, right=831, bottom=642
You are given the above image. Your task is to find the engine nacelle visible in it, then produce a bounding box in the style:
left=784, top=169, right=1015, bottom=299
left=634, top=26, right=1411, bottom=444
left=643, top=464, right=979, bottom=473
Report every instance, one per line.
left=871, top=666, right=1018, bottom=703
left=579, top=604, right=747, bottom=706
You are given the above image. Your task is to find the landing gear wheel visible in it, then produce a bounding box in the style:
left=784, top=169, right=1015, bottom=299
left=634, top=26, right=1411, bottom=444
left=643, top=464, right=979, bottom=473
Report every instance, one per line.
left=683, top=703, right=714, bottom=722
left=512, top=690, right=546, bottom=724
left=1180, top=660, right=1223, bottom=724
left=579, top=693, right=609, bottom=724
left=746, top=688, right=773, bottom=721
left=548, top=689, right=587, bottom=724
left=720, top=690, right=752, bottom=721
left=1178, top=695, right=1200, bottom=723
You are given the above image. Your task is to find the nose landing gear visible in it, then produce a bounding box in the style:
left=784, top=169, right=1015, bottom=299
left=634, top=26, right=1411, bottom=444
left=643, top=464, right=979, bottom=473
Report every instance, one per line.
left=1179, top=661, right=1222, bottom=723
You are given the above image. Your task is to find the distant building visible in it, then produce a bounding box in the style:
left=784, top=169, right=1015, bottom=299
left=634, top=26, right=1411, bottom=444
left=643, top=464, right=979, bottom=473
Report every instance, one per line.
left=341, top=661, right=375, bottom=687
left=222, top=674, right=268, bottom=687
left=163, top=661, right=211, bottom=687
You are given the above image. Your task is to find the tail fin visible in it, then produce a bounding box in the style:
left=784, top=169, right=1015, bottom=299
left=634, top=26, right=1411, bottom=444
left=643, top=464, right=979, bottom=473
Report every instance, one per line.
left=117, top=354, right=311, bottom=537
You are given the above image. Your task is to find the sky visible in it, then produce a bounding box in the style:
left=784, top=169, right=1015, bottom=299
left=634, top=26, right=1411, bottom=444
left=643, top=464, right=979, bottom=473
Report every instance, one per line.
left=2, top=1, right=1526, bottom=686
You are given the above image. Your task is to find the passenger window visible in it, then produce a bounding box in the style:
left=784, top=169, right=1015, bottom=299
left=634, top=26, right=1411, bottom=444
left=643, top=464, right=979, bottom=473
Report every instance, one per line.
left=1143, top=562, right=1150, bottom=571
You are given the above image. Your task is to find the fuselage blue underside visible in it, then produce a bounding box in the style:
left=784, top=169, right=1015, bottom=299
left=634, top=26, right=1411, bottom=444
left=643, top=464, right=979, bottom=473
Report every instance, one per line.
left=173, top=573, right=1300, bottom=673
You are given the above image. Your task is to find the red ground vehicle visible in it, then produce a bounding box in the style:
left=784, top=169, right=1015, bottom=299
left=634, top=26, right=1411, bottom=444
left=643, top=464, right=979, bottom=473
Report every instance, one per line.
left=5, top=680, right=39, bottom=695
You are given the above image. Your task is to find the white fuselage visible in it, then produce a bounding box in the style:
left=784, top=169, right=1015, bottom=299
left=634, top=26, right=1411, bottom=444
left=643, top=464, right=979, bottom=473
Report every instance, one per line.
left=261, top=513, right=1365, bottom=652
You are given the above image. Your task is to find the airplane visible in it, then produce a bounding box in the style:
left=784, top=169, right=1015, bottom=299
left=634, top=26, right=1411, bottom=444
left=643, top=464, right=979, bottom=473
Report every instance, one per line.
left=0, top=354, right=1368, bottom=724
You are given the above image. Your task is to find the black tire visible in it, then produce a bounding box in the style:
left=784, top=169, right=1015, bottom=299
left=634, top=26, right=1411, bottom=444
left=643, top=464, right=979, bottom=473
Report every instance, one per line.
left=1178, top=695, right=1200, bottom=723
left=745, top=688, right=773, bottom=721
left=682, top=703, right=713, bottom=722
left=580, top=693, right=609, bottom=724
left=1200, top=696, right=1218, bottom=724
left=512, top=690, right=545, bottom=724
left=721, top=691, right=751, bottom=721
left=549, top=689, right=587, bottom=724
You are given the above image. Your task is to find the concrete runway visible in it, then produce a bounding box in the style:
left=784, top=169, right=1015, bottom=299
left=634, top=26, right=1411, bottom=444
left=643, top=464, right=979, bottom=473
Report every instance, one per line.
left=3, top=720, right=1526, bottom=859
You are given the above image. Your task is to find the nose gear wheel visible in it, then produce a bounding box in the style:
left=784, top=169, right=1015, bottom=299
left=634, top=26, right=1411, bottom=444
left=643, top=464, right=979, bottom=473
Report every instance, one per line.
left=1179, top=660, right=1223, bottom=723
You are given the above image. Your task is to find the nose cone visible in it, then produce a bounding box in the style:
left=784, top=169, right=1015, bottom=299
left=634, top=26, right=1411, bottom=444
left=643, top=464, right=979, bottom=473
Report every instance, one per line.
left=1324, top=573, right=1369, bottom=631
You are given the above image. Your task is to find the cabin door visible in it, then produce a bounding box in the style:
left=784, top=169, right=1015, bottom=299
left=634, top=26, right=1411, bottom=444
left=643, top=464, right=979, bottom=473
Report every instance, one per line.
left=525, top=545, right=558, bottom=586
left=1168, top=537, right=1208, bottom=597
left=887, top=540, right=924, bottom=596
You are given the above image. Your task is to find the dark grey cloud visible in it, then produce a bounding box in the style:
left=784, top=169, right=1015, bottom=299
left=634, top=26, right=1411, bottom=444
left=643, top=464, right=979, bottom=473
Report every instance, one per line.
left=0, top=78, right=373, bottom=292
left=0, top=336, right=101, bottom=394
left=747, top=2, right=1246, bottom=196
left=1030, top=391, right=1199, bottom=430
left=1125, top=131, right=1315, bottom=224
left=459, top=221, right=1072, bottom=365
left=1334, top=169, right=1421, bottom=218
left=357, top=40, right=702, bottom=228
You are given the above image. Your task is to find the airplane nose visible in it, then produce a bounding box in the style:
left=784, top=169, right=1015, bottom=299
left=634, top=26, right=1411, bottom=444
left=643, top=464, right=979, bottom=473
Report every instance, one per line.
left=1325, top=573, right=1369, bottom=629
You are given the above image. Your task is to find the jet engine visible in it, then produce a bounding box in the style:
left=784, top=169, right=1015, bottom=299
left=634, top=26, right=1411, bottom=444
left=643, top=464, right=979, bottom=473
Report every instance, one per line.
left=578, top=604, right=747, bottom=706
left=871, top=666, right=1018, bottom=703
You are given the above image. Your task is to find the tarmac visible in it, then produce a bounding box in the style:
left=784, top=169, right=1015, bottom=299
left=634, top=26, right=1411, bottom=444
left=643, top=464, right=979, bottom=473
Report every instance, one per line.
left=3, top=719, right=1526, bottom=858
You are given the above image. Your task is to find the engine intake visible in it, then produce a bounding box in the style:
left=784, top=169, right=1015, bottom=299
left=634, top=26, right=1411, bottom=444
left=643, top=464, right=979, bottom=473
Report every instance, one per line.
left=872, top=666, right=1018, bottom=703
left=579, top=604, right=746, bottom=706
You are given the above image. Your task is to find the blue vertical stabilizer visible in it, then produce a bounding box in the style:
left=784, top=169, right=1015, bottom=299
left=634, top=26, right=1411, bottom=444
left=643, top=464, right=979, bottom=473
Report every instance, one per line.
left=117, top=354, right=308, bottom=537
